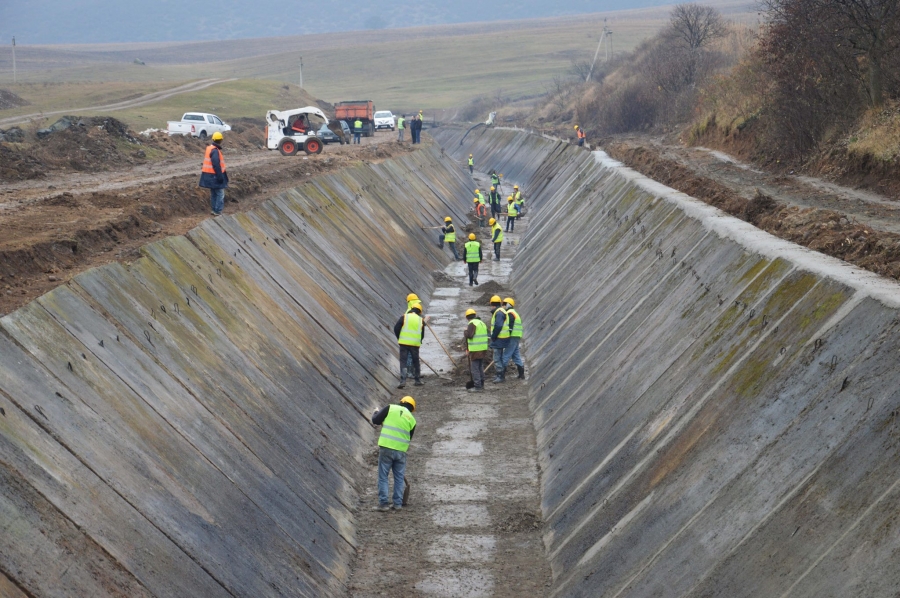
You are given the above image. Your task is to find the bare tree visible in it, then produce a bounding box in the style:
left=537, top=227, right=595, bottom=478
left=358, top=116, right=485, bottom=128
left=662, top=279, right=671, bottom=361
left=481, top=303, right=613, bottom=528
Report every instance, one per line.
left=669, top=4, right=727, bottom=51
left=569, top=60, right=593, bottom=81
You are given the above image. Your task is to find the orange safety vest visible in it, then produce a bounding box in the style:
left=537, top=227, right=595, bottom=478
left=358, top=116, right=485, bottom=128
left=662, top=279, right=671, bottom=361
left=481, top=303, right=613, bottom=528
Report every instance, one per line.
left=577, top=129, right=586, bottom=140
left=202, top=144, right=226, bottom=174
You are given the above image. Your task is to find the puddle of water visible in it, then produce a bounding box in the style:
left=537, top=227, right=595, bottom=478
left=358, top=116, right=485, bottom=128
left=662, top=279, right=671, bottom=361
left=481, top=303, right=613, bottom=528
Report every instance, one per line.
left=427, top=534, right=496, bottom=563
left=432, top=504, right=491, bottom=527
left=450, top=405, right=499, bottom=420
left=415, top=568, right=495, bottom=598
left=432, top=439, right=484, bottom=456
left=421, top=484, right=489, bottom=502
left=436, top=421, right=488, bottom=438
left=426, top=457, right=485, bottom=477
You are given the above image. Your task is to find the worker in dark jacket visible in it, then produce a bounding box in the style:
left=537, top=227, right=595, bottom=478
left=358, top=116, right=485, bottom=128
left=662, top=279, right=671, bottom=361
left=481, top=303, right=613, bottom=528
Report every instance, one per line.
left=464, top=309, right=489, bottom=391
left=490, top=217, right=503, bottom=260
left=371, top=396, right=417, bottom=511
left=442, top=217, right=459, bottom=260
left=488, top=295, right=510, bottom=383
left=394, top=302, right=426, bottom=388
left=198, top=131, right=228, bottom=216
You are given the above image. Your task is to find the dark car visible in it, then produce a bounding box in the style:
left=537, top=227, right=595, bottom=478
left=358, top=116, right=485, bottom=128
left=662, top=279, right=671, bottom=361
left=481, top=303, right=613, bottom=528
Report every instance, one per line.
left=318, top=120, right=351, bottom=144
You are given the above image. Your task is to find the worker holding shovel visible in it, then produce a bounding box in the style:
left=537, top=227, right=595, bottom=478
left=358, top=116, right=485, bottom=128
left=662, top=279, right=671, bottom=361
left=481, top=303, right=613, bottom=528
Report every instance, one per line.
left=371, top=396, right=417, bottom=511
left=463, top=309, right=489, bottom=392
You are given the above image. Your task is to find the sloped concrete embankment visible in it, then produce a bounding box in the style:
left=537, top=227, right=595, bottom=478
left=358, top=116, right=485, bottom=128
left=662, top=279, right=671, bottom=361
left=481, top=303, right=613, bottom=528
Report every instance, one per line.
left=438, top=127, right=900, bottom=597
left=0, top=146, right=472, bottom=597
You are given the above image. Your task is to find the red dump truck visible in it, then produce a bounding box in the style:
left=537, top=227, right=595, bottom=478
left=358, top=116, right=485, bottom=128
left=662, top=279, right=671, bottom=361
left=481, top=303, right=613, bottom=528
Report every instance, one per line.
left=334, top=100, right=375, bottom=137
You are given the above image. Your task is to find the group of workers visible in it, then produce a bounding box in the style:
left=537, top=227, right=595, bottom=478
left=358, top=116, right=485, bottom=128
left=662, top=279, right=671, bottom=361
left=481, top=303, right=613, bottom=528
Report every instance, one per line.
left=396, top=110, right=425, bottom=144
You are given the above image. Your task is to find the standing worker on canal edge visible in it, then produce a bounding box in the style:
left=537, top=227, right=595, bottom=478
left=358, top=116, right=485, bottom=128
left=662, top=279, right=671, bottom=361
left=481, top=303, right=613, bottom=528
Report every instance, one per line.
left=394, top=302, right=425, bottom=388
left=353, top=118, right=363, bottom=144
left=442, top=217, right=459, bottom=260
left=397, top=114, right=406, bottom=142
left=465, top=233, right=482, bottom=287
left=468, top=154, right=474, bottom=173
left=505, top=195, right=518, bottom=232
left=503, top=297, right=525, bottom=379
left=464, top=309, right=489, bottom=391
left=489, top=295, right=510, bottom=383
left=575, top=124, right=586, bottom=147
left=490, top=217, right=503, bottom=260
left=199, top=131, right=228, bottom=217
left=371, top=396, right=417, bottom=511
left=490, top=170, right=500, bottom=190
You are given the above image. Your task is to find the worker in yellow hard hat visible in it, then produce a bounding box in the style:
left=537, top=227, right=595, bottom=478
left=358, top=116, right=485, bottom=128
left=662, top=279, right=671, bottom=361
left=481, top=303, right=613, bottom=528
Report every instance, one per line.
left=371, top=395, right=417, bottom=510
left=489, top=185, right=502, bottom=218
left=488, top=295, right=510, bottom=383
left=464, top=232, right=482, bottom=286
left=468, top=153, right=474, bottom=173
left=463, top=308, right=489, bottom=392
left=490, top=216, right=503, bottom=261
left=501, top=297, right=525, bottom=379
left=441, top=216, right=459, bottom=260
left=505, top=195, right=518, bottom=232
left=576, top=124, right=586, bottom=147
left=406, top=293, right=420, bottom=312
left=394, top=302, right=425, bottom=388
left=199, top=130, right=228, bottom=216
left=490, top=169, right=501, bottom=191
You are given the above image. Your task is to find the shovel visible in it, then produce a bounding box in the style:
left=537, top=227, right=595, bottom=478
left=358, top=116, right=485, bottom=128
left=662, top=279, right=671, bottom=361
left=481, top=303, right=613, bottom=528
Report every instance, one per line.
left=465, top=352, right=475, bottom=389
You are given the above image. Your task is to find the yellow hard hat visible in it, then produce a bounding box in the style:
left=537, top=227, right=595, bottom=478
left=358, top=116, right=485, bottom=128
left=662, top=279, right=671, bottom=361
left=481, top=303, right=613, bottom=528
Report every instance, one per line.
left=514, top=185, right=519, bottom=189
left=212, top=131, right=224, bottom=141
left=488, top=218, right=496, bottom=225
left=444, top=216, right=452, bottom=222
left=400, top=396, right=416, bottom=410
left=473, top=197, right=479, bottom=203
left=574, top=125, right=579, bottom=130
left=507, top=196, right=513, bottom=202
left=504, top=297, right=515, bottom=307
left=468, top=233, right=476, bottom=240
left=490, top=186, right=495, bottom=191
left=409, top=301, right=422, bottom=312
left=465, top=308, right=477, bottom=317
left=469, top=153, right=473, bottom=157
left=490, top=295, right=502, bottom=304
left=474, top=189, right=479, bottom=193
left=406, top=293, right=419, bottom=302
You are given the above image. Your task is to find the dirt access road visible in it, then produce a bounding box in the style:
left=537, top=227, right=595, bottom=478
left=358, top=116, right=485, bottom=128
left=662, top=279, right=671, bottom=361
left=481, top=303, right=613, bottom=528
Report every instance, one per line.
left=0, top=131, right=407, bottom=316
left=605, top=136, right=900, bottom=281
left=349, top=183, right=552, bottom=597
left=0, top=78, right=237, bottom=128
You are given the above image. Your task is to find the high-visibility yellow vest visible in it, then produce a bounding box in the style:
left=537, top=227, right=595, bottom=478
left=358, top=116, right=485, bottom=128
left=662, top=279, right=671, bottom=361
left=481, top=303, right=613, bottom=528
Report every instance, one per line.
left=491, top=307, right=510, bottom=339
left=378, top=404, right=416, bottom=452
left=399, top=312, right=422, bottom=346
left=491, top=174, right=499, bottom=185
left=477, top=192, right=486, bottom=205
left=508, top=202, right=518, bottom=217
left=467, top=318, right=489, bottom=352
left=468, top=157, right=474, bottom=166
left=514, top=190, right=522, bottom=201
left=465, top=240, right=481, bottom=263
left=444, top=225, right=456, bottom=242
left=354, top=119, right=363, bottom=131
left=492, top=222, right=503, bottom=243
left=398, top=117, right=405, bottom=129
left=507, top=308, right=523, bottom=338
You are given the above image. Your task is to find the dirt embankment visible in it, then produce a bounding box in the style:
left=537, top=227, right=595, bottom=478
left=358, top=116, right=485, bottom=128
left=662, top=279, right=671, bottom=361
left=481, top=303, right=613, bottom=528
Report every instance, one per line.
left=607, top=142, right=900, bottom=281
left=0, top=122, right=418, bottom=315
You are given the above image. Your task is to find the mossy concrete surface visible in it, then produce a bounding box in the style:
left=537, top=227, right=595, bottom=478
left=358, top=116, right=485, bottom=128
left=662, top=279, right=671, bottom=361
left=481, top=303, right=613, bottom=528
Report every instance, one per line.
left=437, top=126, right=900, bottom=597
left=0, top=144, right=472, bottom=596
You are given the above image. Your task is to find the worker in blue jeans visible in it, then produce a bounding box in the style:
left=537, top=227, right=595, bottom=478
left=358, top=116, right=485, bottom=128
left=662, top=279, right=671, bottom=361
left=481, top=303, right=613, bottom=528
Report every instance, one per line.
left=371, top=396, right=417, bottom=511
left=198, top=131, right=228, bottom=216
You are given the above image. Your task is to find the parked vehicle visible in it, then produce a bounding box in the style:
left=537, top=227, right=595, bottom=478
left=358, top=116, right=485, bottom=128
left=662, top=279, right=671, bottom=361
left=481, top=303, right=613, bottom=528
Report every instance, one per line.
left=334, top=100, right=375, bottom=137
left=166, top=112, right=231, bottom=138
left=318, top=120, right=350, bottom=144
left=374, top=110, right=395, bottom=131
left=265, top=106, right=330, bottom=155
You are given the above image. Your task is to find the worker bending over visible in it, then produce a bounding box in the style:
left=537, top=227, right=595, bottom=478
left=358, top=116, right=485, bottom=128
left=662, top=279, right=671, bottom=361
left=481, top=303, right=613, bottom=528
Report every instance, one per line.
left=464, top=309, right=489, bottom=391
left=490, top=217, right=503, bottom=260
left=394, top=302, right=425, bottom=388
left=502, top=297, right=525, bottom=379
left=465, top=233, right=482, bottom=286
left=371, top=396, right=417, bottom=511
left=441, top=217, right=459, bottom=260
left=489, top=295, right=510, bottom=383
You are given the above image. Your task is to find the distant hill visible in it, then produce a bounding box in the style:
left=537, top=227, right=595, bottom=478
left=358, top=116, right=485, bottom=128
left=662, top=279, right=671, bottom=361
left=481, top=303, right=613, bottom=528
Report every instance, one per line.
left=1, top=0, right=679, bottom=44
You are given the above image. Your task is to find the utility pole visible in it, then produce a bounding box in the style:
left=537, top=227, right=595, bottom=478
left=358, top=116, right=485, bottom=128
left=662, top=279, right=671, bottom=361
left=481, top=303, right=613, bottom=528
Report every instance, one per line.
left=299, top=55, right=303, bottom=88
left=606, top=30, right=613, bottom=62
left=11, top=37, right=16, bottom=84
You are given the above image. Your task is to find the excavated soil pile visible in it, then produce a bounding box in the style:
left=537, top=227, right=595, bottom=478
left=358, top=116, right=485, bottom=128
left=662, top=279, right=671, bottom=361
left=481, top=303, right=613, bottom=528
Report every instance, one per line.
left=608, top=143, right=900, bottom=280
left=0, top=89, right=29, bottom=109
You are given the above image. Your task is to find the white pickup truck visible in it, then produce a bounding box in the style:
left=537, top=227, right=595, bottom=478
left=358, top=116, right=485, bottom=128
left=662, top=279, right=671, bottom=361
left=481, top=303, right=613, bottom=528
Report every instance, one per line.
left=166, top=112, right=231, bottom=138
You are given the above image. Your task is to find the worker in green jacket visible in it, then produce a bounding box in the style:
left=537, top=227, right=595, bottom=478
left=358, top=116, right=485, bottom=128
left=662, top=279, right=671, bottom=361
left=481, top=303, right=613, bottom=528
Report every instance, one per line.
left=371, top=396, right=417, bottom=511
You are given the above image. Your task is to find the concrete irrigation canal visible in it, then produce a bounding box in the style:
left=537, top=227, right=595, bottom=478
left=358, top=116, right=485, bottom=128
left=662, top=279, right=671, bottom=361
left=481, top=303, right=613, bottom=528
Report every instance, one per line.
left=2, top=127, right=900, bottom=597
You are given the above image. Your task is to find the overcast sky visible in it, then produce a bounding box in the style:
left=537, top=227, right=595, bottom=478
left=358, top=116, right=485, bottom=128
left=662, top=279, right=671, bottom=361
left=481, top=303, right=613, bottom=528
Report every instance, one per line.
left=1, top=0, right=675, bottom=45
